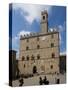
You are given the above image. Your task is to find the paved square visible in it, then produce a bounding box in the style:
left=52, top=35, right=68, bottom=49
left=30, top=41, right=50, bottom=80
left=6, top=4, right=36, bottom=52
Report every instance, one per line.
left=12, top=73, right=66, bottom=87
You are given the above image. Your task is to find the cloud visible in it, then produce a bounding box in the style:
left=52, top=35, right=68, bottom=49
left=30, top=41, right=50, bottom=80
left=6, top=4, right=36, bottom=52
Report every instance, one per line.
left=49, top=21, right=66, bottom=33
left=58, top=22, right=66, bottom=45
left=12, top=30, right=31, bottom=59
left=58, top=25, right=63, bottom=32
left=12, top=30, right=31, bottom=40
left=59, top=33, right=62, bottom=45
left=18, top=30, right=31, bottom=37
left=12, top=4, right=52, bottom=24
left=13, top=30, right=31, bottom=41
left=58, top=24, right=65, bottom=32
left=60, top=51, right=66, bottom=56
left=56, top=21, right=66, bottom=32
left=49, top=21, right=66, bottom=46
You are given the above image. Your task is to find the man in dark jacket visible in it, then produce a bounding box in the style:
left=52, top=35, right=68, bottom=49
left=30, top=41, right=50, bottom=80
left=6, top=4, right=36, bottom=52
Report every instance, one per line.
left=39, top=77, right=43, bottom=85
left=43, top=76, right=49, bottom=85
left=19, top=77, right=24, bottom=86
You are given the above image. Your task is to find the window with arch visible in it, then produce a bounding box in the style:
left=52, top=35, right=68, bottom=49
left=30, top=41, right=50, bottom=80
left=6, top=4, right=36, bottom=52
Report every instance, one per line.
left=43, top=16, right=45, bottom=20
left=37, top=45, right=40, bottom=49
left=26, top=46, right=29, bottom=50
left=22, top=56, right=25, bottom=61
left=37, top=54, right=40, bottom=60
left=50, top=65, right=53, bottom=69
left=52, top=53, right=55, bottom=58
left=26, top=55, right=29, bottom=60
left=51, top=43, right=54, bottom=47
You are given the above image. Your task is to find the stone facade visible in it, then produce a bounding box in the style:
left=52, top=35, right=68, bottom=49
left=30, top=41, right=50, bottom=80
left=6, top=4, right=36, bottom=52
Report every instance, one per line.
left=18, top=10, right=60, bottom=75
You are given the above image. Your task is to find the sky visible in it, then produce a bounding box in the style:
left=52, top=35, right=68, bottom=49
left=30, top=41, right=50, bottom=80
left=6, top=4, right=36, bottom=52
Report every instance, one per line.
left=9, top=3, right=66, bottom=59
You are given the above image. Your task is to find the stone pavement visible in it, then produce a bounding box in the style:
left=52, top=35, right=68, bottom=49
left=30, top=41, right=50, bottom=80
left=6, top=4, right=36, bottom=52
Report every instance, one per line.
left=12, top=73, right=66, bottom=87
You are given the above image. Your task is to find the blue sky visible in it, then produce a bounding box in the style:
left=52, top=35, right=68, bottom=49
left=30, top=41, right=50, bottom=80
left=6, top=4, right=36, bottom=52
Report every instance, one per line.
left=9, top=4, right=66, bottom=58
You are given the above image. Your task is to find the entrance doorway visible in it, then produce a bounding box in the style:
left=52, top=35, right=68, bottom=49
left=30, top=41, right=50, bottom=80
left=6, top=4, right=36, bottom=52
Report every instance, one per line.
left=33, top=66, right=37, bottom=74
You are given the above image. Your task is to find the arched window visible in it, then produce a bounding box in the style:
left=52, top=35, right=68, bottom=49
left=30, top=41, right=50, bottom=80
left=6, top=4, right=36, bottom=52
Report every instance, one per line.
left=43, top=16, right=45, bottom=20
left=50, top=65, right=53, bottom=69
left=37, top=54, right=40, bottom=60
left=51, top=43, right=54, bottom=47
left=22, top=56, right=25, bottom=61
left=37, top=45, right=40, bottom=49
left=26, top=46, right=29, bottom=50
left=26, top=55, right=29, bottom=60
left=52, top=53, right=55, bottom=58
left=31, top=55, right=35, bottom=60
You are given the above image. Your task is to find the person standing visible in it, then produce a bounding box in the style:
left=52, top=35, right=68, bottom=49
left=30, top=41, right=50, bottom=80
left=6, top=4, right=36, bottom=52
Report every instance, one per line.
left=39, top=77, right=43, bottom=85
left=43, top=76, right=49, bottom=85
left=19, top=77, right=24, bottom=86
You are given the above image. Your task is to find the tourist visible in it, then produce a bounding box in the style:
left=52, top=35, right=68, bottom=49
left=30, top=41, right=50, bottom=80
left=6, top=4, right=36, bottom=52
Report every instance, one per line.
left=19, top=77, right=24, bottom=86
left=43, top=76, right=49, bottom=85
left=39, top=77, right=43, bottom=85
left=56, top=78, right=60, bottom=84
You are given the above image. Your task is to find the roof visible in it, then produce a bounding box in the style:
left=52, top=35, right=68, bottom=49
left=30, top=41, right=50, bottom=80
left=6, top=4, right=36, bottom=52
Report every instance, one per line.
left=20, top=31, right=59, bottom=40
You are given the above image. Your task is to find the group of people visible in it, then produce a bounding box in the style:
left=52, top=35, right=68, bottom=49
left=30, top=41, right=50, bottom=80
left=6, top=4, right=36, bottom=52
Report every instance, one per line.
left=19, top=76, right=49, bottom=86
left=39, top=76, right=49, bottom=85
left=18, top=75, right=60, bottom=86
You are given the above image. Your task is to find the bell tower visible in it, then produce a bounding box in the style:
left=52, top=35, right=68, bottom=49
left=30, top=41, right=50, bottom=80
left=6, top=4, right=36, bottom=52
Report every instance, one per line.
left=41, top=10, right=48, bottom=34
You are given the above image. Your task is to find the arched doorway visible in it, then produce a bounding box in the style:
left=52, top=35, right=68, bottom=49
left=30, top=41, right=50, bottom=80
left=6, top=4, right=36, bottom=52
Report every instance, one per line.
left=33, top=66, right=37, bottom=74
